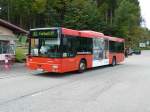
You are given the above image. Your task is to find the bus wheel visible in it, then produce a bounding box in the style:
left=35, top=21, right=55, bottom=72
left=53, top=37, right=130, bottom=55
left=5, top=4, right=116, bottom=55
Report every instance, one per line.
left=78, top=60, right=86, bottom=73
left=112, top=57, right=116, bottom=66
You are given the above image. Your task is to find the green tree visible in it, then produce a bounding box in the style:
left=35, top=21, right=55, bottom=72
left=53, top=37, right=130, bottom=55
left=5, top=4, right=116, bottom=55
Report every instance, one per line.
left=0, top=0, right=149, bottom=49
left=114, top=0, right=141, bottom=47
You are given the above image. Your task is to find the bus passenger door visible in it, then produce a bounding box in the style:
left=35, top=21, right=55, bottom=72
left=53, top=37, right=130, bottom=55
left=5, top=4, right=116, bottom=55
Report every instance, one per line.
left=61, top=36, right=77, bottom=72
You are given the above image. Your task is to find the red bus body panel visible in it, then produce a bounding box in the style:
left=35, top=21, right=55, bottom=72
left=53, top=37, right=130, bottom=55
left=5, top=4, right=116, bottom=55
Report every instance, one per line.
left=109, top=53, right=125, bottom=64
left=27, top=55, right=93, bottom=73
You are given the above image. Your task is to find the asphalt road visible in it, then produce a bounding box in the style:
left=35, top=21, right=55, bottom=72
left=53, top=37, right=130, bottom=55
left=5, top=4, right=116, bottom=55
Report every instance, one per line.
left=0, top=51, right=150, bottom=112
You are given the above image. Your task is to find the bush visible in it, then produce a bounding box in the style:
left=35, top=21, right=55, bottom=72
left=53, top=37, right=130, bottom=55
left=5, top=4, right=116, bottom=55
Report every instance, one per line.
left=15, top=47, right=27, bottom=62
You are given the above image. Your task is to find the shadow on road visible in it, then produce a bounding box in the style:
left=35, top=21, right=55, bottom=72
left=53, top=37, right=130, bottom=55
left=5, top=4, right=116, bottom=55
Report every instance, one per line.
left=31, top=65, right=118, bottom=78
left=32, top=71, right=78, bottom=78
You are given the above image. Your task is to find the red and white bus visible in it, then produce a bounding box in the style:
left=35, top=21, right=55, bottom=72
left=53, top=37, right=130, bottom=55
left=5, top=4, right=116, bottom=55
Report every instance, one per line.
left=26, top=27, right=125, bottom=73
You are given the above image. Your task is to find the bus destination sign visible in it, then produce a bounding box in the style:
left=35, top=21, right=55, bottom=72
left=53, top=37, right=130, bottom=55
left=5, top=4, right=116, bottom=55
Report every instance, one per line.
left=30, top=30, right=58, bottom=38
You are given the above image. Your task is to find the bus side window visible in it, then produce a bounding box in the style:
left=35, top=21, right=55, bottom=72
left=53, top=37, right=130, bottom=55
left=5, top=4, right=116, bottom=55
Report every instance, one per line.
left=109, top=41, right=124, bottom=53
left=78, top=37, right=92, bottom=53
left=62, top=36, right=76, bottom=57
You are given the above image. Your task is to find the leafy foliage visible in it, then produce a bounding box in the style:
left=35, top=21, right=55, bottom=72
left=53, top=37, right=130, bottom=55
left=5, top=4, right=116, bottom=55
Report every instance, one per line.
left=0, top=0, right=150, bottom=47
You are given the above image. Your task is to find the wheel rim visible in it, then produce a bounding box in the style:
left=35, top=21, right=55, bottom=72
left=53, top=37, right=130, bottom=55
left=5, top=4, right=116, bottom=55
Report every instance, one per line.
left=112, top=59, right=116, bottom=66
left=80, top=62, right=85, bottom=71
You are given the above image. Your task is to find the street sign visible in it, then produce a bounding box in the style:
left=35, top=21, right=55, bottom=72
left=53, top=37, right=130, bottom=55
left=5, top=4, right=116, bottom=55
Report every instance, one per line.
left=139, top=43, right=146, bottom=48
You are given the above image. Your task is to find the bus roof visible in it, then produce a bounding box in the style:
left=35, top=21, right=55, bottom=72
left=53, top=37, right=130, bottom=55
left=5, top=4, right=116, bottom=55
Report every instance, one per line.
left=62, top=28, right=80, bottom=37
left=103, top=35, right=125, bottom=42
left=30, top=27, right=124, bottom=42
left=79, top=30, right=104, bottom=38
left=62, top=28, right=124, bottom=42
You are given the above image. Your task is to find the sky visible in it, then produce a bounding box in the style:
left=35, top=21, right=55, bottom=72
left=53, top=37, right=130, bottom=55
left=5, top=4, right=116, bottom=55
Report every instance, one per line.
left=139, top=0, right=150, bottom=29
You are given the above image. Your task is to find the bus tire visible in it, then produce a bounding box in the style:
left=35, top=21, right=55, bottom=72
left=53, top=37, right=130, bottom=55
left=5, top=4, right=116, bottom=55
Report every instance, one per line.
left=78, top=60, right=87, bottom=73
left=111, top=57, right=116, bottom=66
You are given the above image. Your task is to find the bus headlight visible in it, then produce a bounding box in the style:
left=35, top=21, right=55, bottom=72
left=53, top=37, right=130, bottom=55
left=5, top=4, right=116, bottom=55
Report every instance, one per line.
left=52, top=65, right=58, bottom=69
left=26, top=63, right=30, bottom=66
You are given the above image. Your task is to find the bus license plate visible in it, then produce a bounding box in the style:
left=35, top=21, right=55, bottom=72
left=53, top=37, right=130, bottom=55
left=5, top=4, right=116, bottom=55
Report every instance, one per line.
left=37, top=68, right=43, bottom=72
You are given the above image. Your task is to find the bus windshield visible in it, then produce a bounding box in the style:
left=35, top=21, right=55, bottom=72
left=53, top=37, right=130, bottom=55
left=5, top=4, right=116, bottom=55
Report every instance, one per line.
left=29, top=29, right=62, bottom=58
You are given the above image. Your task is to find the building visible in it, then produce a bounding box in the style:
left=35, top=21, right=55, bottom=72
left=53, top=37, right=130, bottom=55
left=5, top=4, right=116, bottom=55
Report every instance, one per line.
left=0, top=19, right=28, bottom=62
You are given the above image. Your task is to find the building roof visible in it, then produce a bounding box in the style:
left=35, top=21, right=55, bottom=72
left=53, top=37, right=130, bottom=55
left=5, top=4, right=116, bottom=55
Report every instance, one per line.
left=0, top=19, right=28, bottom=34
